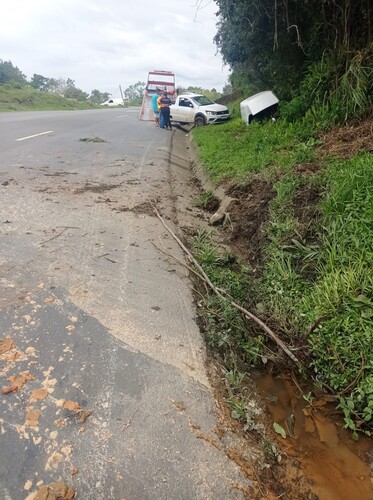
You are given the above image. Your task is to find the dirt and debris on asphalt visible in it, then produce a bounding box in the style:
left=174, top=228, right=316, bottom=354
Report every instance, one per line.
left=1, top=108, right=372, bottom=499
left=0, top=111, right=259, bottom=499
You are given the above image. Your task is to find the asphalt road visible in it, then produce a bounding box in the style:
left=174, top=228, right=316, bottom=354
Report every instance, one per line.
left=0, top=109, right=251, bottom=499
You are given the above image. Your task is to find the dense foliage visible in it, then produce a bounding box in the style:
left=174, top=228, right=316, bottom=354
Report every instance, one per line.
left=0, top=60, right=27, bottom=85
left=214, top=0, right=372, bottom=122
left=124, top=81, right=146, bottom=106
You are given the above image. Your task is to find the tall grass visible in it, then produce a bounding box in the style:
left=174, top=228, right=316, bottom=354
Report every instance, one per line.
left=258, top=153, right=373, bottom=434
left=281, top=47, right=373, bottom=126
left=301, top=154, right=373, bottom=435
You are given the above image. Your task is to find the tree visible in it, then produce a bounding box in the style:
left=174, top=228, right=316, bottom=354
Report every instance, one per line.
left=222, top=83, right=232, bottom=95
left=62, top=78, right=88, bottom=101
left=44, top=78, right=61, bottom=93
left=90, top=89, right=110, bottom=104
left=30, top=74, right=49, bottom=91
left=178, top=86, right=222, bottom=101
left=0, top=60, right=27, bottom=85
left=124, top=81, right=145, bottom=104
left=214, top=0, right=373, bottom=102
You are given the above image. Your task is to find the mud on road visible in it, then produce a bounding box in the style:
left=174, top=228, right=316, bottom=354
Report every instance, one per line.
left=0, top=124, right=258, bottom=499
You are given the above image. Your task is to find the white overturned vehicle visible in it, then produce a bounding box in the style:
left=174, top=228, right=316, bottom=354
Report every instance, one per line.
left=240, top=91, right=279, bottom=124
left=170, top=94, right=230, bottom=127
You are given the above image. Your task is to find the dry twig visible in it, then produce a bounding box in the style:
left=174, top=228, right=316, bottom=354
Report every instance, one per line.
left=153, top=205, right=299, bottom=365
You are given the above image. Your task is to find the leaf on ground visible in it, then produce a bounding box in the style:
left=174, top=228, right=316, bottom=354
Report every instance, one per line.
left=0, top=337, right=15, bottom=354
left=65, top=325, right=75, bottom=332
left=44, top=297, right=56, bottom=303
left=1, top=350, right=25, bottom=362
left=171, top=400, right=186, bottom=412
left=273, top=422, right=287, bottom=439
left=78, top=409, right=92, bottom=423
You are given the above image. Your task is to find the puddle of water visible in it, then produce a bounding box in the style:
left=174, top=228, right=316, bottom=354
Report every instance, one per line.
left=255, top=373, right=373, bottom=500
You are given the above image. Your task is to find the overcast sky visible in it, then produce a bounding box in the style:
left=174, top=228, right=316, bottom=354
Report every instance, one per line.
left=0, top=0, right=230, bottom=97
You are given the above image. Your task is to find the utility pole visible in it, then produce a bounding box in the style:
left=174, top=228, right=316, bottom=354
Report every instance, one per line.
left=119, top=85, right=127, bottom=107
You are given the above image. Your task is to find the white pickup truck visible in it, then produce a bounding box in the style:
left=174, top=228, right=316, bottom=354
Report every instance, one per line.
left=170, top=93, right=230, bottom=126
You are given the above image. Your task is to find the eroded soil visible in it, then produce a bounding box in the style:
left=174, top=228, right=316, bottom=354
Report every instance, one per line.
left=318, top=114, right=373, bottom=158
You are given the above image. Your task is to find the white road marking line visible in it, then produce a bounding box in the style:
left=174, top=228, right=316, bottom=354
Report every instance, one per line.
left=116, top=115, right=128, bottom=118
left=16, top=131, right=53, bottom=142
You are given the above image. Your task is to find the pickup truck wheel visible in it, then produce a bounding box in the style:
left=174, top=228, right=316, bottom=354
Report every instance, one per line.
left=194, top=115, right=206, bottom=127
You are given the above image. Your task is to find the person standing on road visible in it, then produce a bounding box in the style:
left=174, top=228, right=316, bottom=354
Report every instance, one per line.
left=159, top=91, right=172, bottom=130
left=152, top=89, right=161, bottom=127
left=157, top=91, right=165, bottom=128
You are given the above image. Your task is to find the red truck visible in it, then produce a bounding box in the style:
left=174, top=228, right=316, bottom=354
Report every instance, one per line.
left=139, top=70, right=176, bottom=121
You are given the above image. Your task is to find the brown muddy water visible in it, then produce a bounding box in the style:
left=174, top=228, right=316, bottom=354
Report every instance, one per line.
left=256, top=373, right=373, bottom=500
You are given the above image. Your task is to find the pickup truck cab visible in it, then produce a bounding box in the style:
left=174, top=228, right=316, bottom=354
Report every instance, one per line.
left=170, top=94, right=230, bottom=126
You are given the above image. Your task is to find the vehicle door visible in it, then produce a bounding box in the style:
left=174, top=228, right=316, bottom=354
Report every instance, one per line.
left=172, top=97, right=195, bottom=123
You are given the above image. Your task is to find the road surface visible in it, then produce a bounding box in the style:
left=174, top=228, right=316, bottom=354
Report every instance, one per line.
left=0, top=109, right=251, bottom=499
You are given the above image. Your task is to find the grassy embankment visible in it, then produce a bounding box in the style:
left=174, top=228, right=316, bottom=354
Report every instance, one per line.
left=191, top=106, right=373, bottom=437
left=0, top=84, right=98, bottom=111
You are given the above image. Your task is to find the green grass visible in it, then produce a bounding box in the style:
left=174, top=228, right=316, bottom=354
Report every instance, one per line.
left=192, top=108, right=373, bottom=435
left=259, top=154, right=373, bottom=436
left=192, top=114, right=316, bottom=185
left=193, top=190, right=216, bottom=209
left=0, top=84, right=98, bottom=111
left=192, top=228, right=264, bottom=367
left=301, top=154, right=373, bottom=436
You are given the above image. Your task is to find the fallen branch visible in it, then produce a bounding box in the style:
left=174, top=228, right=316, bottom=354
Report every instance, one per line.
left=151, top=241, right=206, bottom=283
left=153, top=205, right=299, bottom=365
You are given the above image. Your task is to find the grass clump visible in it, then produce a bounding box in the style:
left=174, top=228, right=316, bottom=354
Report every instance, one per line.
left=192, top=228, right=264, bottom=367
left=258, top=153, right=373, bottom=436
left=193, top=190, right=218, bottom=210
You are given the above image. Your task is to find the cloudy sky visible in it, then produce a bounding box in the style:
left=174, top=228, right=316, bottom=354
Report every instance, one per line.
left=0, top=0, right=230, bottom=97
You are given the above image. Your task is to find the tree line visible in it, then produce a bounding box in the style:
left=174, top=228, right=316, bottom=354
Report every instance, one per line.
left=0, top=60, right=148, bottom=105
left=0, top=59, right=112, bottom=104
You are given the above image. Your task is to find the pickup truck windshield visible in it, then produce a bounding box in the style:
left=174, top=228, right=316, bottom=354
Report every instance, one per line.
left=191, top=95, right=215, bottom=106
